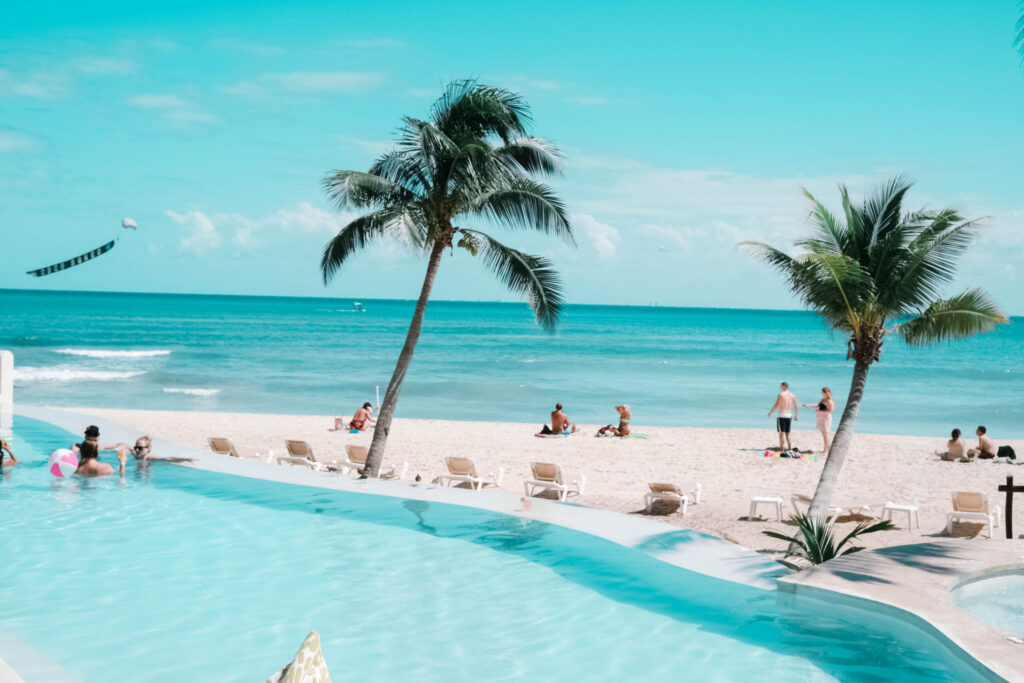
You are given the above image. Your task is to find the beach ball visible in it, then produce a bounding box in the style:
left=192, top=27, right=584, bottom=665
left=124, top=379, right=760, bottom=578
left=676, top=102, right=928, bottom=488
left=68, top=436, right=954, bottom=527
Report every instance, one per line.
left=48, top=449, right=78, bottom=477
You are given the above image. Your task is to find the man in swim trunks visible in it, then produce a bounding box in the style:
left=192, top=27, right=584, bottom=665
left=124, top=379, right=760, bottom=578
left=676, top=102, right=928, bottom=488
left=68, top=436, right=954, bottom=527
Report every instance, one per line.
left=543, top=403, right=576, bottom=435
left=967, top=425, right=997, bottom=460
left=768, top=382, right=798, bottom=451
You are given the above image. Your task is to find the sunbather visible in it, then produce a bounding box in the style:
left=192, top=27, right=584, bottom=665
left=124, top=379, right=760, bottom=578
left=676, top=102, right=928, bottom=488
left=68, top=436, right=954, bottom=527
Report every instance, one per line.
left=539, top=403, right=576, bottom=435
left=967, top=425, right=997, bottom=459
left=937, top=428, right=967, bottom=461
left=331, top=402, right=376, bottom=432
left=598, top=404, right=631, bottom=437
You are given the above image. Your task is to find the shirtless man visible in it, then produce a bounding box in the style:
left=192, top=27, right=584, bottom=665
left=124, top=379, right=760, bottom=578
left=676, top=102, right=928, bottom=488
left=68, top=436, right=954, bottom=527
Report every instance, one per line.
left=968, top=425, right=997, bottom=459
left=551, top=404, right=576, bottom=435
left=331, top=402, right=376, bottom=432
left=768, top=382, right=798, bottom=451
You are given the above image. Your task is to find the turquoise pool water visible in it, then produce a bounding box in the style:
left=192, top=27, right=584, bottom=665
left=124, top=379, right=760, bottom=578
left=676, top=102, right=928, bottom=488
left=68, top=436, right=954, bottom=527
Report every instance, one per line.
left=0, top=416, right=986, bottom=682
left=952, top=572, right=1024, bottom=638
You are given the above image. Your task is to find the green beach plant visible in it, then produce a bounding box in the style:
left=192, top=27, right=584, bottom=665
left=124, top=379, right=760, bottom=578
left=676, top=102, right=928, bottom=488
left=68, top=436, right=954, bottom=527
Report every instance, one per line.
left=321, top=80, right=573, bottom=477
left=763, top=514, right=895, bottom=565
left=744, top=177, right=1007, bottom=519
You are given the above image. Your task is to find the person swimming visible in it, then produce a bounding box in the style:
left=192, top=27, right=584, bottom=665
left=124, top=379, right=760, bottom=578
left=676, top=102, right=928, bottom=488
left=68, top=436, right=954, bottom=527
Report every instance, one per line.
left=75, top=440, right=125, bottom=477
left=0, top=437, right=18, bottom=466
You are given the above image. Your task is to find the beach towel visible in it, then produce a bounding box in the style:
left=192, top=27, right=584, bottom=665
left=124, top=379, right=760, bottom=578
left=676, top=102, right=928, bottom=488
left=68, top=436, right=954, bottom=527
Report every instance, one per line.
left=763, top=449, right=818, bottom=462
left=535, top=432, right=569, bottom=439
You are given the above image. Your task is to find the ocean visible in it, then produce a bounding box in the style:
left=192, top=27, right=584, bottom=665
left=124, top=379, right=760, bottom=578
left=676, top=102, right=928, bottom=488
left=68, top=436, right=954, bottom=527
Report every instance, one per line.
left=2, top=288, right=1021, bottom=438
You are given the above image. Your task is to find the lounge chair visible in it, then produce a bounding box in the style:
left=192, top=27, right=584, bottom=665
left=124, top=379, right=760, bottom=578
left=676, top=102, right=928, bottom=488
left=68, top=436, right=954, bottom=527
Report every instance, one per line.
left=342, top=445, right=408, bottom=480
left=436, top=456, right=503, bottom=490
left=790, top=494, right=873, bottom=522
left=276, top=455, right=320, bottom=470
left=209, top=437, right=273, bottom=463
left=283, top=439, right=326, bottom=470
left=523, top=462, right=585, bottom=501
left=946, top=491, right=1002, bottom=539
left=644, top=482, right=702, bottom=515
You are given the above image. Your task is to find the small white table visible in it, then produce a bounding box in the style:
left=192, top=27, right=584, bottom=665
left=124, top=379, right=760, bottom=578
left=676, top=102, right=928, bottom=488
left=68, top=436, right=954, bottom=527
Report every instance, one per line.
left=750, top=496, right=783, bottom=521
left=882, top=502, right=920, bottom=529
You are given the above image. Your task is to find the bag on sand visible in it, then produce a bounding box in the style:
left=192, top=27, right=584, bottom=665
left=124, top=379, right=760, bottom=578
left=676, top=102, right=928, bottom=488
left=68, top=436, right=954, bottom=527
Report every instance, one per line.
left=997, top=445, right=1017, bottom=460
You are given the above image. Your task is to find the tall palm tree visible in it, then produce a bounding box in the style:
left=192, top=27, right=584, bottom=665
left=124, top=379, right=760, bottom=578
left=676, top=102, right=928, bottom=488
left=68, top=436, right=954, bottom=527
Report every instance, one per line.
left=321, top=80, right=573, bottom=477
left=744, top=177, right=1007, bottom=518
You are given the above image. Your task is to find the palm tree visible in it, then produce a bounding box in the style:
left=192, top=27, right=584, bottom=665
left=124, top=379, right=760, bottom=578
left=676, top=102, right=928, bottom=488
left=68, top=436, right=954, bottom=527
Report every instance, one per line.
left=744, top=177, right=1007, bottom=518
left=321, top=80, right=573, bottom=477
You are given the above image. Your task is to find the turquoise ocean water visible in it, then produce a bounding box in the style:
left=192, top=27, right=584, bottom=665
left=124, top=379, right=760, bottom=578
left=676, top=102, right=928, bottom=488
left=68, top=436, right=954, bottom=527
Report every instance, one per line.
left=2, top=288, right=1021, bottom=437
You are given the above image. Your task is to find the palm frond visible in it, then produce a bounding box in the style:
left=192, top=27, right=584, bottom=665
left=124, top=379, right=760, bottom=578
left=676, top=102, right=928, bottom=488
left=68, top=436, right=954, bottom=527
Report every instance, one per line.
left=368, top=150, right=432, bottom=196
left=1016, top=6, right=1024, bottom=62
left=897, top=289, right=1008, bottom=346
left=321, top=207, right=430, bottom=282
left=461, top=229, right=564, bottom=331
left=495, top=137, right=563, bottom=176
left=470, top=178, right=574, bottom=244
left=430, top=79, right=531, bottom=142
left=321, top=170, right=416, bottom=211
left=796, top=187, right=846, bottom=254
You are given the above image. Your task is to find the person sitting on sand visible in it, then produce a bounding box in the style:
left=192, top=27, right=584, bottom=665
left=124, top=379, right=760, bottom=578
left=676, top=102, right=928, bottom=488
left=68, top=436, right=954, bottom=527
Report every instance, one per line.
left=0, top=438, right=18, bottom=466
left=768, top=382, right=798, bottom=452
left=598, top=405, right=631, bottom=437
left=540, top=403, right=577, bottom=435
left=75, top=440, right=125, bottom=477
left=332, top=403, right=376, bottom=432
left=935, top=428, right=967, bottom=461
left=802, top=387, right=834, bottom=453
left=967, top=425, right=997, bottom=460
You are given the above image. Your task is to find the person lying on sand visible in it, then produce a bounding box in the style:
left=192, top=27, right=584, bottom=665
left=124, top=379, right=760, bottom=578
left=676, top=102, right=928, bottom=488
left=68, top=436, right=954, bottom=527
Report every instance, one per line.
left=967, top=425, right=997, bottom=460
left=0, top=438, right=18, bottom=466
left=936, top=428, right=966, bottom=461
left=331, top=402, right=376, bottom=432
left=598, top=405, right=631, bottom=437
left=539, top=403, right=577, bottom=435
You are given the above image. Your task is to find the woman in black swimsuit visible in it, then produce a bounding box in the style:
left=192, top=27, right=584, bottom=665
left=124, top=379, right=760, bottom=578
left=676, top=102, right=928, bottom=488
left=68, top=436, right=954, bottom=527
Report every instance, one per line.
left=802, top=388, right=835, bottom=453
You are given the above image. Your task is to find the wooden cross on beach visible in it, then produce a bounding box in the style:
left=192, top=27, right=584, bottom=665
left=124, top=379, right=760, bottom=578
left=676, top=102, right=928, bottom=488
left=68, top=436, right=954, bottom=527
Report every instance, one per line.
left=998, top=476, right=1024, bottom=539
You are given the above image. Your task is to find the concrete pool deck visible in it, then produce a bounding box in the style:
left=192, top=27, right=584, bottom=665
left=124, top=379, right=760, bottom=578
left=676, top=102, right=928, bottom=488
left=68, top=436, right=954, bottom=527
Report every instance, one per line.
left=779, top=540, right=1024, bottom=681
left=12, top=405, right=1023, bottom=681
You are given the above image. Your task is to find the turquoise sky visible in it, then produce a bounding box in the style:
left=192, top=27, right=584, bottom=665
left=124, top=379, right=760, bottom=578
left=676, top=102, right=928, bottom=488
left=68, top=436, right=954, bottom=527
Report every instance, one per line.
left=3, top=1, right=1023, bottom=313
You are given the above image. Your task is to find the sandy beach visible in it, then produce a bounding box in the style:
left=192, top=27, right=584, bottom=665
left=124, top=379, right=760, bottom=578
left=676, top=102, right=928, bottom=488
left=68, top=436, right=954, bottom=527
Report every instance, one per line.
left=74, top=407, right=1024, bottom=556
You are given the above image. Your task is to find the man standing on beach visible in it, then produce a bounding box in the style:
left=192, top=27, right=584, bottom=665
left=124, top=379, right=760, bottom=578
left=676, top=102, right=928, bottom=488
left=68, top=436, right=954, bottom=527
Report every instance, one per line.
left=768, top=382, right=798, bottom=451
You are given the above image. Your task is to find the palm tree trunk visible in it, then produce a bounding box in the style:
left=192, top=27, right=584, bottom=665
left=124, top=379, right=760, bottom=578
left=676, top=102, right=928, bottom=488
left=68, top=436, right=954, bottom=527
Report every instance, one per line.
left=807, top=358, right=871, bottom=518
left=361, top=241, right=445, bottom=477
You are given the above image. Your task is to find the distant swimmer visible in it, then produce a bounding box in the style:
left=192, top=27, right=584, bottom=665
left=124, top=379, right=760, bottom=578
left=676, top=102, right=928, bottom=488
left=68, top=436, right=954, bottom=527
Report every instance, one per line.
left=331, top=402, right=376, bottom=432
left=768, top=382, right=798, bottom=451
left=802, top=387, right=835, bottom=453
left=0, top=438, right=18, bottom=466
left=539, top=403, right=576, bottom=435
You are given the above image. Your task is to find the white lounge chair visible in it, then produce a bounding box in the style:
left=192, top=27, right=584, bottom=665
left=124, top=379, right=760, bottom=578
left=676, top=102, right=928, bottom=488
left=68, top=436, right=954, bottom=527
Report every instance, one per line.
left=343, top=445, right=407, bottom=480
left=208, top=437, right=273, bottom=463
left=437, top=456, right=503, bottom=490
left=946, top=491, right=1002, bottom=539
left=276, top=455, right=320, bottom=470
left=644, top=482, right=702, bottom=515
left=790, top=494, right=873, bottom=522
left=523, top=462, right=585, bottom=501
left=283, top=440, right=324, bottom=469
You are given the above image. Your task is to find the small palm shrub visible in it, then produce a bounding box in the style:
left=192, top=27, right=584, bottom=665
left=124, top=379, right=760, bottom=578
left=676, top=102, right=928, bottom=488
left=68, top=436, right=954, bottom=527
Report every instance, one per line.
left=764, top=513, right=895, bottom=565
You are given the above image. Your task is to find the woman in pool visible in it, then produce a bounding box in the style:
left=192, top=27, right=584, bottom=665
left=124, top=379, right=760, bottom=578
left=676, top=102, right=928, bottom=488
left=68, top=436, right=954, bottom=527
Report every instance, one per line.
left=802, top=387, right=835, bottom=453
left=0, top=437, right=18, bottom=466
left=600, top=404, right=631, bottom=437
left=75, top=440, right=126, bottom=477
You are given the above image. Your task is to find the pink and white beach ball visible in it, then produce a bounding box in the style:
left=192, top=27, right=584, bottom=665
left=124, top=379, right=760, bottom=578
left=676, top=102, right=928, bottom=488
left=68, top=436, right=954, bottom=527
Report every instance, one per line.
left=48, top=449, right=79, bottom=477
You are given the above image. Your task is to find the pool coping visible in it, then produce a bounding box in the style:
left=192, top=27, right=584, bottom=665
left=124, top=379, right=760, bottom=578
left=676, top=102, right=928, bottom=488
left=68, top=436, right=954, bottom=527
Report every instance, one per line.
left=778, top=540, right=1024, bottom=682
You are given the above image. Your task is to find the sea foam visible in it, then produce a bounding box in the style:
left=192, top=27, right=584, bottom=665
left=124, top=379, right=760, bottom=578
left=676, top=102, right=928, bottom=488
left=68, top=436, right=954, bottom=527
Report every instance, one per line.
left=54, top=348, right=172, bottom=359
left=14, top=366, right=146, bottom=383
left=162, top=387, right=220, bottom=397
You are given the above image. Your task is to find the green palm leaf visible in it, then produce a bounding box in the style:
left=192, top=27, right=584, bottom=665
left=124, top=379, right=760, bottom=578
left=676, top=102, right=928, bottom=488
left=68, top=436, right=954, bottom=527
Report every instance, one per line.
left=897, top=288, right=1008, bottom=345
left=471, top=178, right=574, bottom=243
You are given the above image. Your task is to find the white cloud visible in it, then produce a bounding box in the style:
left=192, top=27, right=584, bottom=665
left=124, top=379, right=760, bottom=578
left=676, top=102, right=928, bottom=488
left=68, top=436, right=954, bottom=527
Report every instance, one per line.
left=127, top=93, right=216, bottom=126
left=223, top=71, right=382, bottom=96
left=167, top=210, right=221, bottom=254
left=0, top=69, right=70, bottom=99
left=572, top=213, right=620, bottom=261
left=567, top=95, right=610, bottom=106
left=75, top=57, right=139, bottom=75
left=640, top=224, right=696, bottom=252
left=0, top=131, right=34, bottom=152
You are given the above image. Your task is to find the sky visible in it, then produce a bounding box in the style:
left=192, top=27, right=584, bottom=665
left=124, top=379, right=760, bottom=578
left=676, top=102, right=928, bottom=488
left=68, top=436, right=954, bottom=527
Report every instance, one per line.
left=3, top=1, right=1024, bottom=313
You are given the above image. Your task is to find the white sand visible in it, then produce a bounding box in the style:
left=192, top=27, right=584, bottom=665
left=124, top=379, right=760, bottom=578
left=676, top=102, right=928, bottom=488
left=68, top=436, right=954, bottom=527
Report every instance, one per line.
left=76, top=407, right=1024, bottom=556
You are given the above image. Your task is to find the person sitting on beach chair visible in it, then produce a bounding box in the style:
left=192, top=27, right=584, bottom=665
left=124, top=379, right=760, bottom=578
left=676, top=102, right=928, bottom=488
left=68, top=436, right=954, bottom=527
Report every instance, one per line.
left=539, top=403, right=576, bottom=435
left=936, top=428, right=967, bottom=461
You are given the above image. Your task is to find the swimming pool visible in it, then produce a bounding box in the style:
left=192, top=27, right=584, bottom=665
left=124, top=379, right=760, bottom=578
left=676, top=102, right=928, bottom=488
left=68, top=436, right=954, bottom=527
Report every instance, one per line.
left=952, top=571, right=1024, bottom=639
left=0, top=415, right=989, bottom=681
